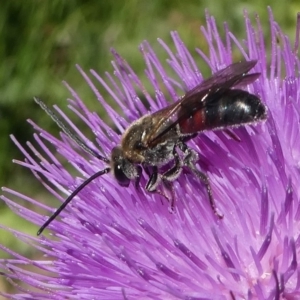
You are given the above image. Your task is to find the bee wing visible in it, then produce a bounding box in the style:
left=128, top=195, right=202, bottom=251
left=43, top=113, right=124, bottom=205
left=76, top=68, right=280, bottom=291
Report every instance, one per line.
left=183, top=60, right=259, bottom=99
left=146, top=60, right=260, bottom=146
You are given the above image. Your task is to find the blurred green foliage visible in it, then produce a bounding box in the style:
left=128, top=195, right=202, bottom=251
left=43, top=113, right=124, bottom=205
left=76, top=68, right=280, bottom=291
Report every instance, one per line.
left=0, top=0, right=299, bottom=293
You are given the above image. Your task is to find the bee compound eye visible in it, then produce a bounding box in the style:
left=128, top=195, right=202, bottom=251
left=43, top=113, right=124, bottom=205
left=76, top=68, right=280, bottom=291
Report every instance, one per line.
left=114, top=164, right=130, bottom=187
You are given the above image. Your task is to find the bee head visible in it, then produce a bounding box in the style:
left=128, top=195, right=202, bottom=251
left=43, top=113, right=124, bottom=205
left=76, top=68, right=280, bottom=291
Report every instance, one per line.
left=111, top=146, right=138, bottom=187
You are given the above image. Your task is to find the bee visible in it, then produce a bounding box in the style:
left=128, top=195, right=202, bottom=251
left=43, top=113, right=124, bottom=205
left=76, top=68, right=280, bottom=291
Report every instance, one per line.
left=35, top=60, right=267, bottom=235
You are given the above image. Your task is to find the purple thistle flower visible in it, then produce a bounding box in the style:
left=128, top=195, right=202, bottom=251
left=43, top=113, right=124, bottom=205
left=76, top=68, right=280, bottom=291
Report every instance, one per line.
left=1, top=7, right=300, bottom=299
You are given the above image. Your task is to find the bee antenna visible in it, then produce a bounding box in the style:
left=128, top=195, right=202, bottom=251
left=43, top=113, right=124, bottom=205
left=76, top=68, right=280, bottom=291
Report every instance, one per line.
left=37, top=167, right=111, bottom=236
left=34, top=97, right=110, bottom=164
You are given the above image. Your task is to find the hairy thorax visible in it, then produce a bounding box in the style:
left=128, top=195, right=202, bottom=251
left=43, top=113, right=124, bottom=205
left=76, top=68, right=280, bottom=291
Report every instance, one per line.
left=121, top=114, right=179, bottom=166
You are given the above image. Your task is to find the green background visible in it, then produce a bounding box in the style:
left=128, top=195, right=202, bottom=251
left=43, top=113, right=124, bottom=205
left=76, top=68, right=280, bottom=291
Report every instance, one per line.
left=0, top=0, right=299, bottom=294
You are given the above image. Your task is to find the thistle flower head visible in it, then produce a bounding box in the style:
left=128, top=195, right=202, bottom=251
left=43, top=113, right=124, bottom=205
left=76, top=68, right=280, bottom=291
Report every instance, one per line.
left=1, top=8, right=300, bottom=299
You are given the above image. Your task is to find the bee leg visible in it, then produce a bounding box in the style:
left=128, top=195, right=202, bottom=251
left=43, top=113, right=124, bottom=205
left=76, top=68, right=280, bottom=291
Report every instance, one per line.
left=162, top=149, right=183, bottom=182
left=162, top=181, right=175, bottom=211
left=180, top=142, right=223, bottom=219
left=147, top=149, right=183, bottom=210
left=145, top=167, right=164, bottom=204
left=134, top=165, right=143, bottom=190
left=146, top=166, right=161, bottom=191
left=160, top=150, right=183, bottom=210
left=145, top=154, right=182, bottom=210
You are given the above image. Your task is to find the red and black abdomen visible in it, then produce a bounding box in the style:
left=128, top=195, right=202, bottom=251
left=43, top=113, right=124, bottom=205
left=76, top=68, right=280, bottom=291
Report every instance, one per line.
left=179, top=88, right=266, bottom=134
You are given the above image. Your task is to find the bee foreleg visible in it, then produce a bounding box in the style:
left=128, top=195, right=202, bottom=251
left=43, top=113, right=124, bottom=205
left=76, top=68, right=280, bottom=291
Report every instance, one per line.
left=145, top=150, right=183, bottom=210
left=161, top=150, right=183, bottom=182
left=146, top=166, right=161, bottom=192
left=180, top=143, right=223, bottom=219
left=134, top=166, right=143, bottom=190
left=145, top=167, right=165, bottom=205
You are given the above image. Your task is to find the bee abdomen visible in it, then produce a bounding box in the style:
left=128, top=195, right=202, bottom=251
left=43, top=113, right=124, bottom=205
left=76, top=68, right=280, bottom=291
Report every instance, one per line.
left=206, top=89, right=266, bottom=128
left=179, top=89, right=266, bottom=134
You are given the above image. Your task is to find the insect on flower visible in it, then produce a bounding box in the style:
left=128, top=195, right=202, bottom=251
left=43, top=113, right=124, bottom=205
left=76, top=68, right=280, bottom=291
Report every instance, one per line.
left=35, top=60, right=267, bottom=235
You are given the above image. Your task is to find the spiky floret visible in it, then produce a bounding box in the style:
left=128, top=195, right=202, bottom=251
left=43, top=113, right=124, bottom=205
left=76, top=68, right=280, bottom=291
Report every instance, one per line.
left=1, top=8, right=300, bottom=299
